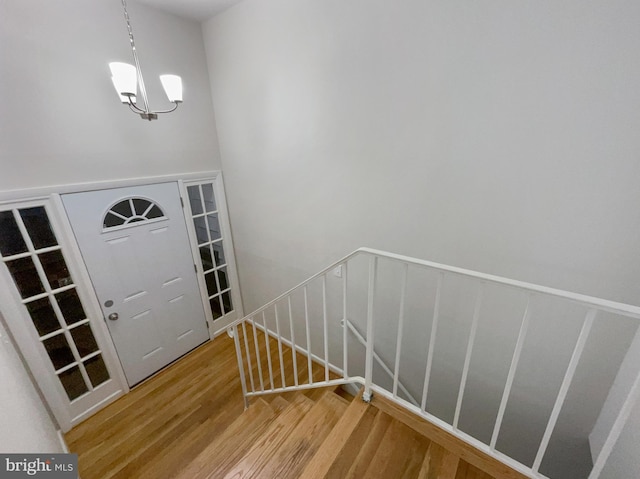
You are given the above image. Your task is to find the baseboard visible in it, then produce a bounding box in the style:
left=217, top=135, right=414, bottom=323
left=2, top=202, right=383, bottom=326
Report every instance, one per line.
left=57, top=429, right=69, bottom=453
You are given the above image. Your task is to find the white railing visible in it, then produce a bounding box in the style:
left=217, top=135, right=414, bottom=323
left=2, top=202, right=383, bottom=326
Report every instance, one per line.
left=227, top=247, right=640, bottom=479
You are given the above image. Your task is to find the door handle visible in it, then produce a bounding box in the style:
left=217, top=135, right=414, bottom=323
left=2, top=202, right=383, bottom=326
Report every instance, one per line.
left=108, top=313, right=119, bottom=321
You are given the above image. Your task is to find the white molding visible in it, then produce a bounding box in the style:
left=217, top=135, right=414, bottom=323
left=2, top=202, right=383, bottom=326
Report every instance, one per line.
left=0, top=171, right=221, bottom=203
left=70, top=389, right=125, bottom=425
left=57, top=430, right=69, bottom=453
left=213, top=173, right=244, bottom=313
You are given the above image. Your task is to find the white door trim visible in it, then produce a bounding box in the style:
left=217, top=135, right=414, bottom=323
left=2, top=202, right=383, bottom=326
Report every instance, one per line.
left=0, top=171, right=222, bottom=203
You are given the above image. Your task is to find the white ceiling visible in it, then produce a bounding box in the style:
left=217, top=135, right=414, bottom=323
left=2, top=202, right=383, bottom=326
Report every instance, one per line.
left=135, top=0, right=244, bottom=22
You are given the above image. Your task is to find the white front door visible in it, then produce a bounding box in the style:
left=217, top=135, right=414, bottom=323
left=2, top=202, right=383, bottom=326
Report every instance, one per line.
left=62, top=182, right=209, bottom=386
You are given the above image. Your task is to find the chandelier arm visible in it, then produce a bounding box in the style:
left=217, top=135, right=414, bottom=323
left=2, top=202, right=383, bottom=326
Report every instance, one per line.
left=112, top=0, right=182, bottom=120
left=153, top=102, right=180, bottom=115
left=127, top=98, right=147, bottom=114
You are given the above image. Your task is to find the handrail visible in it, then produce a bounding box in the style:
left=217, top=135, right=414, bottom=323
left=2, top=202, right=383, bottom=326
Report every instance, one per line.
left=229, top=247, right=640, bottom=333
left=226, top=249, right=361, bottom=331
left=357, top=248, right=640, bottom=318
left=230, top=247, right=640, bottom=479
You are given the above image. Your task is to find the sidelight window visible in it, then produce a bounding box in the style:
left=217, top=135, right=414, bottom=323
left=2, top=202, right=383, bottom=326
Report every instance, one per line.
left=0, top=207, right=110, bottom=401
left=186, top=183, right=234, bottom=320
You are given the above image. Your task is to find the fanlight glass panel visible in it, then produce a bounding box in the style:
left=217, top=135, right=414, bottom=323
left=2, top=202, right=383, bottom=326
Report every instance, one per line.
left=103, top=198, right=166, bottom=229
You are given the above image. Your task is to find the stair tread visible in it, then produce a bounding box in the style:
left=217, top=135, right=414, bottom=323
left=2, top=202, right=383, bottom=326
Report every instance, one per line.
left=418, top=442, right=460, bottom=479
left=322, top=407, right=378, bottom=478
left=172, top=398, right=275, bottom=479
left=455, top=461, right=495, bottom=479
left=298, top=390, right=371, bottom=479
left=220, top=394, right=315, bottom=479
left=343, top=409, right=394, bottom=478
left=362, top=416, right=431, bottom=479
left=269, top=395, right=290, bottom=413
left=254, top=391, right=349, bottom=478
left=370, top=393, right=527, bottom=479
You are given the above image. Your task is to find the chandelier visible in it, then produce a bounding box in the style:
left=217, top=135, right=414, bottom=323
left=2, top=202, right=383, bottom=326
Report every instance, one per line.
left=109, top=0, right=183, bottom=121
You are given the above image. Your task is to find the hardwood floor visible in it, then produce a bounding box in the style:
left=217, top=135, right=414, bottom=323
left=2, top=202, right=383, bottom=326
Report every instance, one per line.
left=65, top=335, right=246, bottom=479
left=65, top=329, right=522, bottom=479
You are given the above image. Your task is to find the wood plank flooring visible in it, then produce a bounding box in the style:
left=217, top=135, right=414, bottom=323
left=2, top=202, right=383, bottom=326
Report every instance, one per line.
left=65, top=329, right=521, bottom=479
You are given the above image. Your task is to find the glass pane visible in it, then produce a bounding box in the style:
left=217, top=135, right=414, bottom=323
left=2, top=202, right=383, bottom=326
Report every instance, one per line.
left=147, top=205, right=164, bottom=219
left=202, top=184, right=217, bottom=212
left=222, top=291, right=233, bottom=315
left=70, top=324, right=99, bottom=358
left=43, top=333, right=75, bottom=370
left=187, top=186, right=203, bottom=215
left=218, top=267, right=230, bottom=291
left=104, top=212, right=125, bottom=228
left=0, top=211, right=28, bottom=257
left=58, top=366, right=88, bottom=401
left=20, top=207, right=57, bottom=250
left=200, top=245, right=213, bottom=271
left=111, top=200, right=132, bottom=218
left=207, top=214, right=221, bottom=241
left=132, top=198, right=151, bottom=216
left=26, top=298, right=61, bottom=337
left=55, top=289, right=86, bottom=325
left=212, top=241, right=226, bottom=267
left=84, top=354, right=110, bottom=387
left=193, top=216, right=208, bottom=244
left=210, top=297, right=223, bottom=320
left=6, top=257, right=45, bottom=298
left=39, top=250, right=72, bottom=289
left=205, top=271, right=218, bottom=297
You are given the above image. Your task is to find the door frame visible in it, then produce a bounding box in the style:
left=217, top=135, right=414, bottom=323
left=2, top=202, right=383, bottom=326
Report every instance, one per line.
left=0, top=171, right=244, bottom=431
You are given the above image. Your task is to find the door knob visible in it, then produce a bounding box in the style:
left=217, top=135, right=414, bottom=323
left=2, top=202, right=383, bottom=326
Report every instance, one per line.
left=108, top=313, right=119, bottom=321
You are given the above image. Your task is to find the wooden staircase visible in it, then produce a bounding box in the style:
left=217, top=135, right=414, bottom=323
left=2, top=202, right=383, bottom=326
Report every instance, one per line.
left=173, top=386, right=502, bottom=479
left=66, top=336, right=526, bottom=479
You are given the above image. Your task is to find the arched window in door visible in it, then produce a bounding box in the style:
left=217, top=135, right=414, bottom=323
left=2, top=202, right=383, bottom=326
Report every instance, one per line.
left=103, top=198, right=166, bottom=229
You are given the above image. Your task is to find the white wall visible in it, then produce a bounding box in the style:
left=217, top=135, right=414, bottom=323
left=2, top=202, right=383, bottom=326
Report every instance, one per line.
left=203, top=0, right=640, bottom=476
left=203, top=0, right=640, bottom=308
left=0, top=316, right=63, bottom=453
left=0, top=0, right=221, bottom=193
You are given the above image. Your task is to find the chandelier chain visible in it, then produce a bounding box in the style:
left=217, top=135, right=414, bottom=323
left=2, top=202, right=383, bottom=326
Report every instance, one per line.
left=119, top=0, right=150, bottom=112
left=120, top=0, right=136, bottom=52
